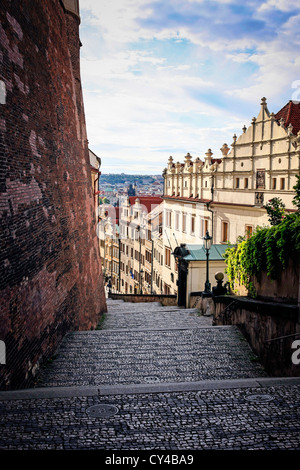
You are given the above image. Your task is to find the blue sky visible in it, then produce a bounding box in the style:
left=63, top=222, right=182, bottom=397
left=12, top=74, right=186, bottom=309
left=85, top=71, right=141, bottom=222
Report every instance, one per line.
left=79, top=0, right=300, bottom=174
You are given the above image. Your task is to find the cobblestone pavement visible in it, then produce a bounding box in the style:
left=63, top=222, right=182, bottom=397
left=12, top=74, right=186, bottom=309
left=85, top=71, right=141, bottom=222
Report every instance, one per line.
left=36, top=328, right=266, bottom=387
left=101, top=302, right=213, bottom=330
left=0, top=298, right=300, bottom=452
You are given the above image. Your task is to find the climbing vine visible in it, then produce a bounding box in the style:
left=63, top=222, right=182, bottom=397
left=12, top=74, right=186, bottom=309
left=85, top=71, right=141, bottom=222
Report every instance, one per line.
left=224, top=194, right=300, bottom=297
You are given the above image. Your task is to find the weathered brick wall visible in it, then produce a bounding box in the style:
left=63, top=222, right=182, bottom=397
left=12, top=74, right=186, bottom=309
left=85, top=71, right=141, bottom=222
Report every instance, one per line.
left=0, top=0, right=107, bottom=390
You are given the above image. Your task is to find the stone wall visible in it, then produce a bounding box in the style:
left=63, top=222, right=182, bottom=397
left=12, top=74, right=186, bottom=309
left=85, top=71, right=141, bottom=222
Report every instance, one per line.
left=231, top=258, right=300, bottom=304
left=253, top=259, right=299, bottom=304
left=189, top=294, right=215, bottom=314
left=0, top=0, right=107, bottom=390
left=214, top=296, right=300, bottom=377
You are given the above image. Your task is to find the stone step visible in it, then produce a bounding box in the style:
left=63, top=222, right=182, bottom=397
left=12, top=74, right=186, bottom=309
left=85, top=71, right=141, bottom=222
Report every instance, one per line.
left=101, top=311, right=212, bottom=330
left=36, top=326, right=267, bottom=388
left=103, top=299, right=211, bottom=329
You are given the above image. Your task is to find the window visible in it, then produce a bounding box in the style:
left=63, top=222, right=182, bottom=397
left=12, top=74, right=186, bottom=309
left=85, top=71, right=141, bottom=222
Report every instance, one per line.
left=244, top=178, right=248, bottom=189
left=205, top=219, right=208, bottom=233
left=191, top=215, right=195, bottom=235
left=272, top=178, right=277, bottom=190
left=175, top=212, right=180, bottom=231
left=184, top=180, right=187, bottom=188
left=165, top=247, right=171, bottom=268
left=165, top=210, right=172, bottom=228
left=200, top=218, right=209, bottom=237
left=235, top=178, right=240, bottom=189
left=182, top=213, right=187, bottom=232
left=164, top=284, right=171, bottom=295
left=221, top=221, right=229, bottom=243
left=280, top=178, right=285, bottom=190
left=146, top=250, right=152, bottom=264
left=245, top=225, right=253, bottom=239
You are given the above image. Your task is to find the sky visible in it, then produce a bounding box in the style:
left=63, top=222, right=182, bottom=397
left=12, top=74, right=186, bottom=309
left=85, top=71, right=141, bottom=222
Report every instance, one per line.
left=79, top=0, right=300, bottom=175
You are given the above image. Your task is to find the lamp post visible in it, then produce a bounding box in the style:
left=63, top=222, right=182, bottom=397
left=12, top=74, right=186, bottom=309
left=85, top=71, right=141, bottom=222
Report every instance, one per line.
left=110, top=236, right=113, bottom=293
left=136, top=224, right=142, bottom=294
left=203, top=231, right=212, bottom=295
left=140, top=268, right=144, bottom=295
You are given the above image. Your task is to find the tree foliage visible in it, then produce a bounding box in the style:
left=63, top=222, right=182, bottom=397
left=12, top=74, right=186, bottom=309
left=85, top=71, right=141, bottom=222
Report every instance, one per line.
left=224, top=212, right=300, bottom=297
left=263, top=197, right=286, bottom=226
left=292, top=173, right=300, bottom=211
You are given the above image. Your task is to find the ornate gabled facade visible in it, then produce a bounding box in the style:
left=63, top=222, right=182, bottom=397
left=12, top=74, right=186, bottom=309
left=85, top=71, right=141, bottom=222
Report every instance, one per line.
left=162, top=98, right=300, bottom=297
left=164, top=98, right=300, bottom=212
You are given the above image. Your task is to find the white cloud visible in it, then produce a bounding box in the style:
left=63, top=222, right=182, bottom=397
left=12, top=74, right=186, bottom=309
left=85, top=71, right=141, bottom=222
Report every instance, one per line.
left=79, top=0, right=300, bottom=173
left=258, top=0, right=300, bottom=12
left=80, top=0, right=157, bottom=47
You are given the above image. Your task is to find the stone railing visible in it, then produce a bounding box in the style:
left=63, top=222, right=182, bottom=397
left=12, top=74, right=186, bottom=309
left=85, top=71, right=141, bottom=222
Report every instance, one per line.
left=108, top=293, right=177, bottom=306
left=214, top=295, right=300, bottom=377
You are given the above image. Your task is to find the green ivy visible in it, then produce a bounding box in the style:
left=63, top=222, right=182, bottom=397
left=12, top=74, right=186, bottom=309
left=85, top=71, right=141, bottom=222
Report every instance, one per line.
left=224, top=212, right=300, bottom=297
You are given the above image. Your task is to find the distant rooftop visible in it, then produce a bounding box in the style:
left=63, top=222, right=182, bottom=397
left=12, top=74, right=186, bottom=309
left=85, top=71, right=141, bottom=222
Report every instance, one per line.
left=275, top=100, right=300, bottom=135
left=183, top=244, right=229, bottom=262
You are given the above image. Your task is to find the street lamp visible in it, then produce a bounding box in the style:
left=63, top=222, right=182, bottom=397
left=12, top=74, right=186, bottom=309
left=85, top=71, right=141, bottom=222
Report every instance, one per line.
left=140, top=268, right=144, bottom=295
left=203, top=230, right=212, bottom=295
left=136, top=225, right=142, bottom=294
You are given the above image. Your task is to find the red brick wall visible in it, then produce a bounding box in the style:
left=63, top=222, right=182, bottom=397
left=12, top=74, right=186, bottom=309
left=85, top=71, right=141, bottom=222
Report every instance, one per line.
left=0, top=0, right=107, bottom=390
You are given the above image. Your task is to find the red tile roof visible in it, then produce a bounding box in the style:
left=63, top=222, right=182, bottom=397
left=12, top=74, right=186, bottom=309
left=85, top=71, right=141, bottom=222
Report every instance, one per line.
left=129, top=196, right=163, bottom=214
left=275, top=100, right=300, bottom=135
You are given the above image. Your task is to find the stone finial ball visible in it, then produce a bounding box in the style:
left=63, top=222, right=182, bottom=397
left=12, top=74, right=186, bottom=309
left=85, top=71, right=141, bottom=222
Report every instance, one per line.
left=215, top=272, right=224, bottom=281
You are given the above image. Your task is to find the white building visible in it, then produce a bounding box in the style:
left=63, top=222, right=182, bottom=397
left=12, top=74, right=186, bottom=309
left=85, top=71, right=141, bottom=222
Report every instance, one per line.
left=162, top=98, right=300, bottom=302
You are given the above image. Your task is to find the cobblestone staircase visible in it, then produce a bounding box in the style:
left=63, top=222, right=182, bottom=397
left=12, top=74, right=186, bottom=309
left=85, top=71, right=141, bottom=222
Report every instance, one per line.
left=2, top=298, right=300, bottom=451
left=36, top=298, right=267, bottom=388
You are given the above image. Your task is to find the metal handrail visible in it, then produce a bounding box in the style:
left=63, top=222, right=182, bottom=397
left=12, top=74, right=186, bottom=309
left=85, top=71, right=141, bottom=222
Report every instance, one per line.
left=265, top=332, right=300, bottom=343
left=218, top=300, right=238, bottom=316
